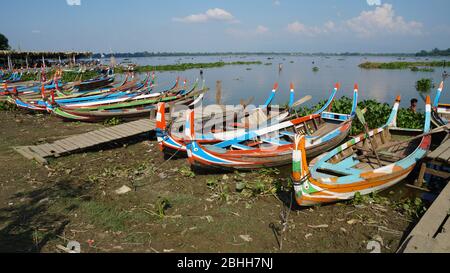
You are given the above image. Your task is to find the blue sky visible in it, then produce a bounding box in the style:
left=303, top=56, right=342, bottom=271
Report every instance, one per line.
left=1, top=0, right=449, bottom=53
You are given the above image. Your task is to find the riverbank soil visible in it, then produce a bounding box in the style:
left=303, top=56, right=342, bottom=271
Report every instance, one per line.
left=0, top=110, right=418, bottom=253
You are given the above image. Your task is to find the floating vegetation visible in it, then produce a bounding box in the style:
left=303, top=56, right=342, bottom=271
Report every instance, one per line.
left=410, top=67, right=435, bottom=72
left=359, top=61, right=449, bottom=69
left=295, top=96, right=425, bottom=135
left=115, top=61, right=262, bottom=73
left=312, top=67, right=319, bottom=72
left=416, top=78, right=433, bottom=93
left=103, top=117, right=123, bottom=126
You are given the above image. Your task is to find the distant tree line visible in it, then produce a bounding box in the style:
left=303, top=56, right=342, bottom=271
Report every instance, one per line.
left=415, top=48, right=450, bottom=57
left=0, top=33, right=10, bottom=50
left=93, top=48, right=450, bottom=59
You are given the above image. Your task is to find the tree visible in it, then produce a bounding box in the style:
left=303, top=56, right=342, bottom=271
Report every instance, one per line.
left=0, top=33, right=10, bottom=50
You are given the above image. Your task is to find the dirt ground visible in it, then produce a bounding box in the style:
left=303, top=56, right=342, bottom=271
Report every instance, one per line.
left=0, top=110, right=420, bottom=253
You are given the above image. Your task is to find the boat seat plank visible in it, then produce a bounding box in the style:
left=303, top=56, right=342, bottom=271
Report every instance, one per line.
left=231, top=144, right=255, bottom=151
left=261, top=138, right=291, bottom=146
left=280, top=131, right=295, bottom=137
left=321, top=162, right=363, bottom=176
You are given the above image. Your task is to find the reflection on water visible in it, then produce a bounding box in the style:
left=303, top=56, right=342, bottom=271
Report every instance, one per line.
left=108, top=55, right=450, bottom=109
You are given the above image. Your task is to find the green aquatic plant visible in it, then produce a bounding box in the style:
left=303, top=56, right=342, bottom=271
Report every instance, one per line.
left=416, top=78, right=433, bottom=93
left=395, top=197, right=427, bottom=219
left=103, top=117, right=122, bottom=126
left=295, top=96, right=425, bottom=135
left=359, top=61, right=450, bottom=69
left=410, top=67, right=435, bottom=72
left=312, top=67, right=320, bottom=72
left=115, top=61, right=262, bottom=73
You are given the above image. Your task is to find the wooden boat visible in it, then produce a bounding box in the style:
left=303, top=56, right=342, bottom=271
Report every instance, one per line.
left=432, top=81, right=449, bottom=126
left=156, top=83, right=283, bottom=155
left=8, top=74, right=156, bottom=111
left=56, top=77, right=190, bottom=110
left=47, top=80, right=205, bottom=122
left=184, top=84, right=357, bottom=171
left=292, top=95, right=432, bottom=206
left=73, top=69, right=115, bottom=91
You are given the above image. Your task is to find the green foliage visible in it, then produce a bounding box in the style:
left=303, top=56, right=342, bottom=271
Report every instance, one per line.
left=395, top=197, right=426, bottom=219
left=359, top=61, right=449, bottom=69
left=397, top=109, right=425, bottom=129
left=179, top=166, right=195, bottom=178
left=0, top=101, right=18, bottom=111
left=416, top=78, right=433, bottom=93
left=116, top=61, right=262, bottom=73
left=294, top=96, right=424, bottom=135
left=410, top=67, right=435, bottom=72
left=312, top=67, right=320, bottom=72
left=416, top=48, right=450, bottom=57
left=61, top=70, right=101, bottom=82
left=80, top=201, right=131, bottom=232
left=0, top=33, right=9, bottom=50
left=154, top=197, right=171, bottom=218
left=103, top=117, right=122, bottom=126
left=351, top=192, right=390, bottom=206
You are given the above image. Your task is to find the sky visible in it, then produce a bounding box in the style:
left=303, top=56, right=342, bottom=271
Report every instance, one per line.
left=1, top=0, right=450, bottom=53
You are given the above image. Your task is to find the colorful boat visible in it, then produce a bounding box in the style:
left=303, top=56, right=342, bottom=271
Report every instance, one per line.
left=184, top=84, right=357, bottom=171
left=8, top=74, right=156, bottom=111
left=432, top=81, right=448, bottom=126
left=46, top=80, right=205, bottom=122
left=156, top=83, right=283, bottom=155
left=292, top=95, right=432, bottom=206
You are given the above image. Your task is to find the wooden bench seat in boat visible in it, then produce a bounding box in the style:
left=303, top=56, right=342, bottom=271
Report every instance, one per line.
left=231, top=144, right=255, bottom=150
left=318, top=156, right=363, bottom=176
left=261, top=138, right=291, bottom=145
left=280, top=131, right=295, bottom=137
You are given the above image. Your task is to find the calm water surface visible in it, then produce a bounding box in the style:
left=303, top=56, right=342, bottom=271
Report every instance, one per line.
left=108, top=55, right=450, bottom=110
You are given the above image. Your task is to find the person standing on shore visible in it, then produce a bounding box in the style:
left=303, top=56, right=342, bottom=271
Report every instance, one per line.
left=409, top=98, right=418, bottom=113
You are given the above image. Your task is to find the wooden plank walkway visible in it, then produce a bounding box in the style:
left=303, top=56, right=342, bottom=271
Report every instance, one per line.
left=13, top=118, right=156, bottom=165
left=399, top=182, right=450, bottom=253
left=427, top=137, right=450, bottom=165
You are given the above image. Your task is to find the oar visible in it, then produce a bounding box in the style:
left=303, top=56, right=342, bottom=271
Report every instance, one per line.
left=371, top=124, right=449, bottom=151
left=240, top=96, right=255, bottom=108
left=356, top=107, right=382, bottom=167
left=290, top=95, right=313, bottom=119
left=291, top=95, right=312, bottom=108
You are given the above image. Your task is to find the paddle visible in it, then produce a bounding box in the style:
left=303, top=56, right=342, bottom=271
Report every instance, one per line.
left=291, top=95, right=312, bottom=108
left=370, top=123, right=449, bottom=151
left=356, top=107, right=382, bottom=167
left=240, top=96, right=255, bottom=108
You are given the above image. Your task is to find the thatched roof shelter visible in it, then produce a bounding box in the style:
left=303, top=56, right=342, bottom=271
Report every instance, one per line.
left=0, top=50, right=92, bottom=59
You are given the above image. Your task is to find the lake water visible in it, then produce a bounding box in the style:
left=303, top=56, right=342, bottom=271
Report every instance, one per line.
left=107, top=55, right=450, bottom=110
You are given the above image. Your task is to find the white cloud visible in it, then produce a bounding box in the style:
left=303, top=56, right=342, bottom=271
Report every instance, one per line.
left=274, top=1, right=281, bottom=6
left=286, top=21, right=335, bottom=36
left=367, top=0, right=381, bottom=6
left=256, top=25, right=269, bottom=34
left=31, top=30, right=41, bottom=34
left=346, top=4, right=423, bottom=37
left=173, top=8, right=236, bottom=23
left=66, top=0, right=81, bottom=6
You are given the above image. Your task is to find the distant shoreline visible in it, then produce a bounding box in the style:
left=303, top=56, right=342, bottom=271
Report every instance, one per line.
left=93, top=49, right=450, bottom=59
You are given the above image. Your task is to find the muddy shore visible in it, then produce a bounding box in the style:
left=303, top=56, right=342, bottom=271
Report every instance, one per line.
left=0, top=110, right=419, bottom=253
